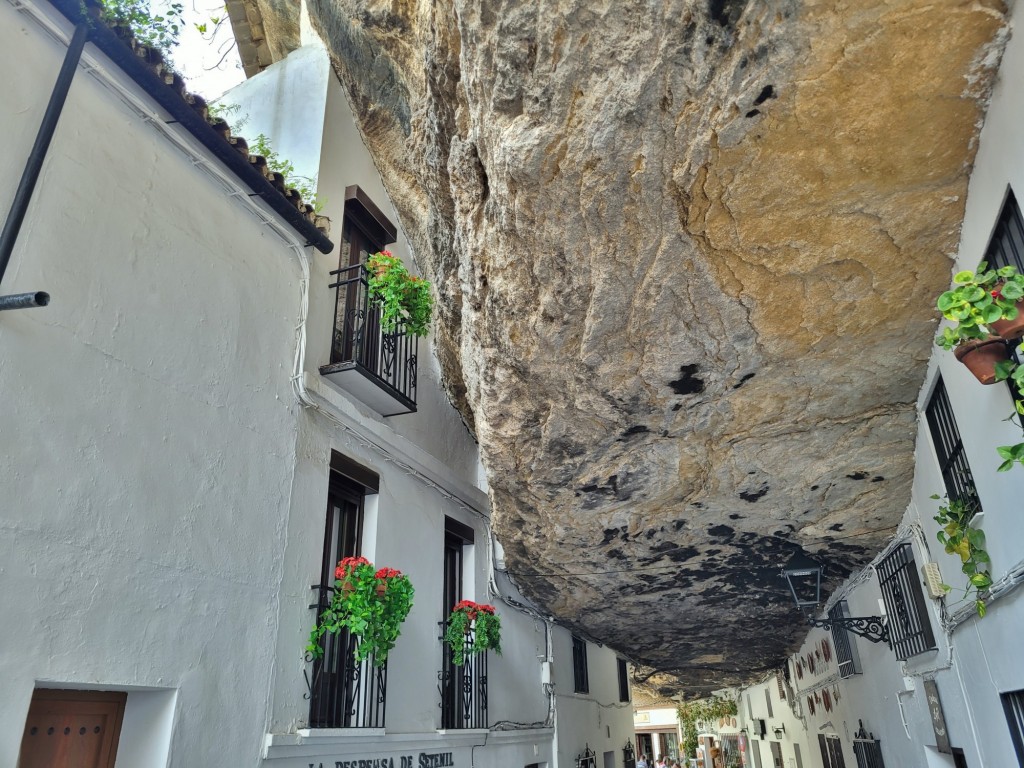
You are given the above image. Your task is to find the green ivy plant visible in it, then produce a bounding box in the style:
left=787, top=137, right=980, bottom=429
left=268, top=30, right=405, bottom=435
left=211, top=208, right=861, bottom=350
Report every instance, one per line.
left=443, top=600, right=502, bottom=666
left=97, top=0, right=185, bottom=58
left=307, top=557, right=415, bottom=665
left=366, top=251, right=433, bottom=337
left=934, top=262, right=1024, bottom=350
left=930, top=495, right=991, bottom=617
left=676, top=696, right=737, bottom=760
left=249, top=133, right=323, bottom=211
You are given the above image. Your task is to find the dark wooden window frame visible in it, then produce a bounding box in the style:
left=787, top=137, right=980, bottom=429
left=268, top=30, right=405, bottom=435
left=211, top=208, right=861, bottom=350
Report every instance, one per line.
left=617, top=658, right=630, bottom=702
left=308, top=455, right=384, bottom=728
left=572, top=636, right=590, bottom=694
left=1002, top=687, right=1024, bottom=767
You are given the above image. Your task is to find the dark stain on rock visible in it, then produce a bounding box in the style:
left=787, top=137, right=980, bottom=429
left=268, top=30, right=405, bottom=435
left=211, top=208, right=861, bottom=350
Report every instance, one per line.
left=739, top=485, right=768, bottom=503
left=872, top=475, right=885, bottom=482
left=810, top=484, right=819, bottom=491
left=605, top=548, right=627, bottom=560
left=673, top=519, right=687, bottom=531
left=753, top=85, right=776, bottom=105
left=708, top=0, right=748, bottom=28
left=670, top=364, right=705, bottom=395
left=728, top=513, right=743, bottom=520
left=745, top=109, right=760, bottom=118
left=847, top=471, right=869, bottom=480
left=646, top=528, right=657, bottom=540
left=708, top=524, right=735, bottom=537
left=672, top=402, right=684, bottom=411
left=733, top=372, right=756, bottom=389
left=829, top=523, right=844, bottom=531
left=620, top=425, right=650, bottom=439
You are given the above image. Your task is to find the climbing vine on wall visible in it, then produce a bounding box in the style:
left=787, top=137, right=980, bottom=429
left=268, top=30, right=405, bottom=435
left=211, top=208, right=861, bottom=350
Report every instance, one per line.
left=676, top=695, right=738, bottom=759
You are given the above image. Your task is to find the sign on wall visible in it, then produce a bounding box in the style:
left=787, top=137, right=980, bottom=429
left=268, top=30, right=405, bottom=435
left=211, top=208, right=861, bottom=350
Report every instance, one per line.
left=305, top=752, right=455, bottom=768
left=924, top=680, right=952, bottom=754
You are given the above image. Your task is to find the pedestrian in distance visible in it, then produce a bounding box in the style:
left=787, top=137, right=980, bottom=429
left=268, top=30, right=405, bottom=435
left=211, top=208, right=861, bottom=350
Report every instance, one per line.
left=636, top=754, right=649, bottom=768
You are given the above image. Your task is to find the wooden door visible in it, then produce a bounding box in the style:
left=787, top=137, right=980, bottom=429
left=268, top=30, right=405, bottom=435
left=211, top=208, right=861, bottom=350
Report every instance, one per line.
left=18, top=690, right=126, bottom=768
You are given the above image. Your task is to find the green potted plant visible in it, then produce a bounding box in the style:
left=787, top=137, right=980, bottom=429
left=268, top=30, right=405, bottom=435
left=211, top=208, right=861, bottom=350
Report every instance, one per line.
left=307, top=556, right=415, bottom=665
left=443, top=600, right=502, bottom=666
left=930, top=494, right=991, bottom=616
left=934, top=262, right=1024, bottom=383
left=366, top=250, right=433, bottom=338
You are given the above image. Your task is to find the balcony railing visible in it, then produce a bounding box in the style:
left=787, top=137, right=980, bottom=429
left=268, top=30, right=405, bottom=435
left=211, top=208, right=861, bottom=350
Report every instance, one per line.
left=319, top=262, right=418, bottom=416
left=306, top=584, right=387, bottom=728
left=438, top=623, right=488, bottom=729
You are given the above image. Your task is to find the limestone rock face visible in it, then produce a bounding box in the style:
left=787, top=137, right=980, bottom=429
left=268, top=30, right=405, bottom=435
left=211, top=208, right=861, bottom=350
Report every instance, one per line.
left=305, top=0, right=1007, bottom=694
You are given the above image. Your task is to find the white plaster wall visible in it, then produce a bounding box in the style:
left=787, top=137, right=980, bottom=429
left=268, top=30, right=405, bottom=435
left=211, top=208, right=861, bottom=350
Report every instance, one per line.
left=219, top=42, right=481, bottom=489
left=551, top=631, right=635, bottom=768
left=0, top=4, right=310, bottom=766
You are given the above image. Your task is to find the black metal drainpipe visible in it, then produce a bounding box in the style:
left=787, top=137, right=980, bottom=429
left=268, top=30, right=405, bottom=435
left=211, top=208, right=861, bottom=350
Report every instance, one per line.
left=0, top=21, right=89, bottom=311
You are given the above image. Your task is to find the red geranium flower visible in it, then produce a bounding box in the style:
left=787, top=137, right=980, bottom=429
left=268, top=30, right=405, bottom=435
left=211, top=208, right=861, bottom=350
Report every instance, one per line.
left=335, top=556, right=371, bottom=579
left=375, top=567, right=402, bottom=579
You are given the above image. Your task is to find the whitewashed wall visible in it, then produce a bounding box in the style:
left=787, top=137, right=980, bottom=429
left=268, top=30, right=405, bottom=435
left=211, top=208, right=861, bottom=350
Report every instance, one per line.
left=217, top=37, right=572, bottom=768
left=551, top=631, right=635, bottom=768
left=0, top=3, right=313, bottom=766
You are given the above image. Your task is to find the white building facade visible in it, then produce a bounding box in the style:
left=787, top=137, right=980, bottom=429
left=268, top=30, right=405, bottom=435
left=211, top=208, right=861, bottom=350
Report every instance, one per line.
left=0, top=2, right=635, bottom=766
left=730, top=4, right=1024, bottom=766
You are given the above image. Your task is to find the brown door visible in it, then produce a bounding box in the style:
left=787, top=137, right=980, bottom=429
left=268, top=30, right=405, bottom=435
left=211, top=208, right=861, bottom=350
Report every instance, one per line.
left=18, top=690, right=126, bottom=768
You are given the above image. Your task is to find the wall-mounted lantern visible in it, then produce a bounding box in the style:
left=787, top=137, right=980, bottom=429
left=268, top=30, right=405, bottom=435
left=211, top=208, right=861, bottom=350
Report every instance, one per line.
left=780, top=552, right=890, bottom=644
left=576, top=744, right=597, bottom=768
left=773, top=724, right=786, bottom=739
left=623, top=740, right=636, bottom=768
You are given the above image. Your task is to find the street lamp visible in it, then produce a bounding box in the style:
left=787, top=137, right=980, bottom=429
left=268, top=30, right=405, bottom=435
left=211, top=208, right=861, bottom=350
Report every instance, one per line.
left=623, top=740, right=635, bottom=766
left=780, top=552, right=890, bottom=645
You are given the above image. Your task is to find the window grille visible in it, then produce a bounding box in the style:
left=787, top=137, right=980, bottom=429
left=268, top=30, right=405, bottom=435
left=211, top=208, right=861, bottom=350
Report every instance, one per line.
left=984, top=191, right=1024, bottom=416
left=925, top=378, right=981, bottom=517
left=1002, top=688, right=1024, bottom=766
left=852, top=721, right=886, bottom=768
left=308, top=468, right=388, bottom=728
left=877, top=543, right=937, bottom=660
left=829, top=601, right=863, bottom=678
left=572, top=636, right=590, bottom=694
left=439, top=519, right=486, bottom=729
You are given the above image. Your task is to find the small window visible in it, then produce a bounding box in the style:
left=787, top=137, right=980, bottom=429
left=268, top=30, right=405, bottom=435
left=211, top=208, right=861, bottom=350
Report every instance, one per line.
left=765, top=687, right=773, bottom=718
left=829, top=601, right=863, bottom=678
left=877, top=542, right=937, bottom=660
left=925, top=377, right=981, bottom=516
left=572, top=636, right=589, bottom=694
left=750, top=740, right=763, bottom=768
left=1002, top=688, right=1024, bottom=766
left=617, top=658, right=630, bottom=702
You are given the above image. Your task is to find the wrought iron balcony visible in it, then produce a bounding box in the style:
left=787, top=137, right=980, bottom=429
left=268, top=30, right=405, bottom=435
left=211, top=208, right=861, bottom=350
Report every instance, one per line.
left=306, top=584, right=387, bottom=728
left=438, top=623, right=488, bottom=729
left=319, top=262, right=418, bottom=416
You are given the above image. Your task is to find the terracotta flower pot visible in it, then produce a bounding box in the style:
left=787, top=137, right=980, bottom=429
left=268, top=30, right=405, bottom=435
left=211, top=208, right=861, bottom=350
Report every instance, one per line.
left=375, top=583, right=387, bottom=598
left=990, top=296, right=1024, bottom=340
left=341, top=581, right=355, bottom=595
left=954, top=337, right=1009, bottom=384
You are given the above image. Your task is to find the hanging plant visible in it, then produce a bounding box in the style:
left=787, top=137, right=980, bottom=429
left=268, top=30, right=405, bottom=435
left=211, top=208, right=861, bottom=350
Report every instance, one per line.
left=443, top=600, right=502, bottom=666
left=307, top=556, right=415, bottom=665
left=935, top=262, right=1024, bottom=470
left=930, top=494, right=991, bottom=616
left=366, top=250, right=433, bottom=338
